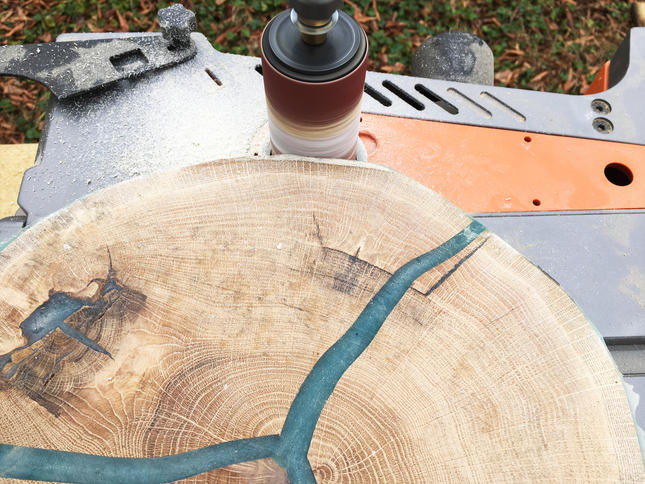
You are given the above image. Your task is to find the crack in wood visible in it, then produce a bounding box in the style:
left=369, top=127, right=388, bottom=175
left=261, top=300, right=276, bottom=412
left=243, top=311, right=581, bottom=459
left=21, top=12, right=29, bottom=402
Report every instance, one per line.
left=0, top=250, right=146, bottom=415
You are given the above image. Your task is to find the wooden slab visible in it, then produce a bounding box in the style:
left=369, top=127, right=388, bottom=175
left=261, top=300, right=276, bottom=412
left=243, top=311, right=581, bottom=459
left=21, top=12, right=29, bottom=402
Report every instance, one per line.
left=0, top=157, right=642, bottom=483
left=0, top=143, right=37, bottom=218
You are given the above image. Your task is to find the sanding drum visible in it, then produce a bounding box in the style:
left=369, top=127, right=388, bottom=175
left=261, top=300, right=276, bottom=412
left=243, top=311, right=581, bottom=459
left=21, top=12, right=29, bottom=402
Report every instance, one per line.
left=261, top=0, right=368, bottom=159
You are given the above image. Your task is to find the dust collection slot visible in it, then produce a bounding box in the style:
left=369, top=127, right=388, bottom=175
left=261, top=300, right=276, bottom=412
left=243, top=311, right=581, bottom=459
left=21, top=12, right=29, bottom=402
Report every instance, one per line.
left=205, top=68, right=222, bottom=86
left=480, top=91, right=526, bottom=122
left=414, top=84, right=458, bottom=115
left=382, top=80, right=424, bottom=111
left=109, top=49, right=148, bottom=73
left=364, top=83, right=392, bottom=107
left=447, top=87, right=492, bottom=118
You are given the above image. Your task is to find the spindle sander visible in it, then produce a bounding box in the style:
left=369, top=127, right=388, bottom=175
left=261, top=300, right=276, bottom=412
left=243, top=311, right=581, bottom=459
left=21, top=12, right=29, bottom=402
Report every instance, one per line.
left=0, top=0, right=644, bottom=477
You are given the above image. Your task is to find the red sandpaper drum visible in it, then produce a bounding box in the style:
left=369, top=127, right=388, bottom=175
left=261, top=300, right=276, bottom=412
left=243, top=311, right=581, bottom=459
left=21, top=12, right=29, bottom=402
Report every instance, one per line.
left=261, top=50, right=367, bottom=126
left=260, top=8, right=368, bottom=158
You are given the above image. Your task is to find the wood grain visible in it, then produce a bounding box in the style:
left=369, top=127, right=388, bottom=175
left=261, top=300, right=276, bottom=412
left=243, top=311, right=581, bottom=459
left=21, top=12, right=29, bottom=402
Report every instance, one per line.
left=0, top=157, right=642, bottom=482
left=0, top=143, right=37, bottom=218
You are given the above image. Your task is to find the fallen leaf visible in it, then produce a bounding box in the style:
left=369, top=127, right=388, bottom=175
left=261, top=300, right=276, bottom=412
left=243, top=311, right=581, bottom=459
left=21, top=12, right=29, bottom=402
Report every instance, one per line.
left=115, top=9, right=129, bottom=31
left=563, top=67, right=575, bottom=91
left=495, top=69, right=513, bottom=84
left=381, top=62, right=405, bottom=73
left=530, top=71, right=549, bottom=83
left=372, top=0, right=380, bottom=21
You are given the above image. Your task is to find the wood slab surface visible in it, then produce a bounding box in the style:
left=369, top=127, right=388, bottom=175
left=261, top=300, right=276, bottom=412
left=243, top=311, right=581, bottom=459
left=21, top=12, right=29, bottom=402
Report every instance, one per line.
left=0, top=157, right=642, bottom=483
left=0, top=143, right=37, bottom=218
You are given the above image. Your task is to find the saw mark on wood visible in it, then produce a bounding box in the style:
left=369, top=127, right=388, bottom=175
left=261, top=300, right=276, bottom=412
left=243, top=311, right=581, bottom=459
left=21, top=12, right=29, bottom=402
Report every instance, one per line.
left=489, top=306, right=519, bottom=324
left=0, top=221, right=486, bottom=482
left=0, top=250, right=145, bottom=415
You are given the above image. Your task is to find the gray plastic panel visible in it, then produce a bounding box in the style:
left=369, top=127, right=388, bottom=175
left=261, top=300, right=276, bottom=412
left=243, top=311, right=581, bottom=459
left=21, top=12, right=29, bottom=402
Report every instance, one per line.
left=476, top=211, right=645, bottom=340
left=624, top=376, right=645, bottom=435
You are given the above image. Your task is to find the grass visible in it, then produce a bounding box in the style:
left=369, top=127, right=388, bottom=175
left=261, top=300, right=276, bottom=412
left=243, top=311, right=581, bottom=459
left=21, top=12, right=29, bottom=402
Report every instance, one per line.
left=0, top=0, right=634, bottom=143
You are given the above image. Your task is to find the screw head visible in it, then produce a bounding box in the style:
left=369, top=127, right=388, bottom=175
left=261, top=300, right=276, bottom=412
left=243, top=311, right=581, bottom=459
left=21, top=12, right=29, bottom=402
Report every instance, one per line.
left=592, top=117, right=614, bottom=134
left=591, top=99, right=611, bottom=115
left=158, top=3, right=197, bottom=49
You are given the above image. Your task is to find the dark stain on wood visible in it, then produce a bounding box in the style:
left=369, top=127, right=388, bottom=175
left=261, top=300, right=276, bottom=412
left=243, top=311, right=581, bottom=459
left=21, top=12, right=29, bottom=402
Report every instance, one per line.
left=332, top=247, right=363, bottom=295
left=0, top=251, right=145, bottom=416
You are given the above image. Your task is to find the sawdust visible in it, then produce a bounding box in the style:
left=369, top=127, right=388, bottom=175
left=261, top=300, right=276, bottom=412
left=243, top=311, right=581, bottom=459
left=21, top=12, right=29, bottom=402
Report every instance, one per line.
left=619, top=266, right=645, bottom=311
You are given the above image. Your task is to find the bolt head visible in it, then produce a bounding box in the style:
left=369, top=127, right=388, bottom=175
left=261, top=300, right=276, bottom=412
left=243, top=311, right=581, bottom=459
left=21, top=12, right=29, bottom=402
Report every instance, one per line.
left=158, top=3, right=197, bottom=48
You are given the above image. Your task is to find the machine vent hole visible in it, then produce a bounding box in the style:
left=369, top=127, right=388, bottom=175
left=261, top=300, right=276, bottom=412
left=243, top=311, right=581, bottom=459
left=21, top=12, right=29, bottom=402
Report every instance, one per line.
left=382, top=80, right=424, bottom=111
left=480, top=91, right=526, bottom=122
left=532, top=199, right=541, bottom=206
left=205, top=68, right=222, bottom=86
left=255, top=64, right=263, bottom=75
left=447, top=88, right=491, bottom=118
left=604, top=163, right=633, bottom=186
left=414, top=85, right=458, bottom=114
left=364, top=83, right=392, bottom=107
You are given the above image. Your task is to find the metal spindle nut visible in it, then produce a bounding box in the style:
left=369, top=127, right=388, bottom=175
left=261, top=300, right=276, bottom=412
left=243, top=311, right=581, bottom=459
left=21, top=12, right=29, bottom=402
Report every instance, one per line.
left=289, top=0, right=342, bottom=22
left=158, top=4, right=197, bottom=49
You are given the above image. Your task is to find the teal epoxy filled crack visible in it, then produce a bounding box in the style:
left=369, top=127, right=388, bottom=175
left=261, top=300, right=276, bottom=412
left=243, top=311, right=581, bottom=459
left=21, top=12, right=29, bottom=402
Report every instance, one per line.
left=0, top=252, right=123, bottom=382
left=0, top=220, right=485, bottom=483
left=274, top=220, right=486, bottom=480
left=0, top=436, right=280, bottom=483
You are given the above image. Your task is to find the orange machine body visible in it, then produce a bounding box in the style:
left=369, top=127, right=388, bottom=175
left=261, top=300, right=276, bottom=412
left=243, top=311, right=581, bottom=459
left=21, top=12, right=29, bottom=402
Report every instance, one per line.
left=584, top=61, right=611, bottom=96
left=359, top=113, right=644, bottom=213
left=358, top=59, right=644, bottom=214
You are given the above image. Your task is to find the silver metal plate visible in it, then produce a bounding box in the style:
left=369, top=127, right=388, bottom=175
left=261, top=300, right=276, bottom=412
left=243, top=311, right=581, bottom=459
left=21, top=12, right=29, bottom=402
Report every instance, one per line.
left=362, top=28, right=645, bottom=146
left=476, top=210, right=645, bottom=340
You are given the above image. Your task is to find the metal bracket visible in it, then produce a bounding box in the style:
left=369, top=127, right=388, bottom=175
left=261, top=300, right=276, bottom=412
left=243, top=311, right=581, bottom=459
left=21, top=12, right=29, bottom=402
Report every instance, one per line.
left=0, top=3, right=197, bottom=99
left=0, top=35, right=196, bottom=100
